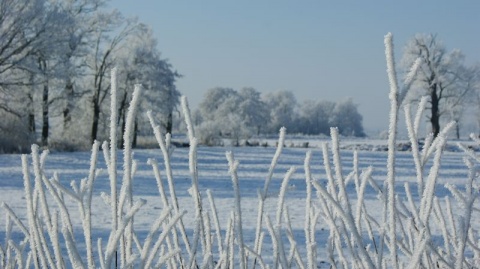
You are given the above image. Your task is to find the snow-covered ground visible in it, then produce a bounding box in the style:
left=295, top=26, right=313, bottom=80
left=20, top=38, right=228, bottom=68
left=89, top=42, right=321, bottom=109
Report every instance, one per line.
left=0, top=139, right=477, bottom=267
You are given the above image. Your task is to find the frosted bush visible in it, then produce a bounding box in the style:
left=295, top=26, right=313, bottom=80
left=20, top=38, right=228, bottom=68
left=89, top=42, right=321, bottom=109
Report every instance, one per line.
left=0, top=33, right=479, bottom=268
left=196, top=120, right=224, bottom=146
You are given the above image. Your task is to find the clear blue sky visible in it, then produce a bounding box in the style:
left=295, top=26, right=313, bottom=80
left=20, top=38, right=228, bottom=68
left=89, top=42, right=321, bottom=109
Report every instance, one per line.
left=112, top=1, right=480, bottom=133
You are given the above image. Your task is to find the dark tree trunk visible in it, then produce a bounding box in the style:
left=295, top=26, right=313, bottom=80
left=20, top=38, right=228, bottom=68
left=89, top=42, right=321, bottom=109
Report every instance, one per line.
left=166, top=112, right=173, bottom=135
left=430, top=84, right=440, bottom=137
left=132, top=120, right=137, bottom=148
left=120, top=112, right=126, bottom=149
left=456, top=123, right=460, bottom=139
left=29, top=114, right=35, bottom=133
left=118, top=91, right=128, bottom=148
left=41, top=83, right=49, bottom=147
left=118, top=91, right=128, bottom=126
left=91, top=97, right=100, bottom=144
left=63, top=107, right=70, bottom=127
left=63, top=79, right=74, bottom=131
left=28, top=94, right=35, bottom=134
left=90, top=45, right=111, bottom=145
left=28, top=75, right=35, bottom=134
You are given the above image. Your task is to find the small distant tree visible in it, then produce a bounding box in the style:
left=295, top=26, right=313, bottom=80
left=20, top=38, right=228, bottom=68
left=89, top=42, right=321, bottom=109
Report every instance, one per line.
left=264, top=90, right=298, bottom=133
left=197, top=87, right=269, bottom=145
left=238, top=87, right=269, bottom=135
left=298, top=100, right=335, bottom=135
left=198, top=87, right=248, bottom=144
left=329, top=98, right=365, bottom=137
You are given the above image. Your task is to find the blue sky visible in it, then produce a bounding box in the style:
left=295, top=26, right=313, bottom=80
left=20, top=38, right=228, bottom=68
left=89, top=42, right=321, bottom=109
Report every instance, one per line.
left=112, top=1, right=480, bottom=133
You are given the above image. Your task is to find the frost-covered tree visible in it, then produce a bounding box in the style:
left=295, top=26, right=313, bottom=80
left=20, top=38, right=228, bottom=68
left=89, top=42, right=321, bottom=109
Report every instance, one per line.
left=329, top=97, right=365, bottom=137
left=0, top=0, right=50, bottom=146
left=116, top=26, right=180, bottom=146
left=238, top=87, right=269, bottom=135
left=20, top=1, right=73, bottom=147
left=55, top=0, right=109, bottom=132
left=88, top=11, right=140, bottom=143
left=197, top=88, right=366, bottom=138
left=264, top=90, right=298, bottom=133
left=0, top=0, right=180, bottom=151
left=197, top=87, right=248, bottom=145
left=198, top=87, right=238, bottom=120
left=138, top=52, right=180, bottom=136
left=298, top=100, right=335, bottom=135
left=401, top=33, right=475, bottom=137
left=196, top=87, right=270, bottom=145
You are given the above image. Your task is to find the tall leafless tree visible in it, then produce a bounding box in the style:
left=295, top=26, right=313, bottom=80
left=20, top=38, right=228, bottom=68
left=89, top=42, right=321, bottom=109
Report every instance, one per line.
left=89, top=12, right=139, bottom=144
left=402, top=34, right=475, bottom=137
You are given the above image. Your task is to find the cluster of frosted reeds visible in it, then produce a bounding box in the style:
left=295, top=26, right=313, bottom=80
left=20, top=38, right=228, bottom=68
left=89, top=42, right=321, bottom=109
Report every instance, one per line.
left=307, top=33, right=480, bottom=268
left=0, top=33, right=479, bottom=269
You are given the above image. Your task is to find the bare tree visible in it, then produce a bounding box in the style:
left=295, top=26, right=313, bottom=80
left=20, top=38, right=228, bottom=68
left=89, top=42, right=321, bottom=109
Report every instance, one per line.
left=56, top=0, right=108, bottom=132
left=88, top=11, right=140, bottom=144
left=115, top=26, right=180, bottom=147
left=402, top=34, right=474, bottom=137
left=20, top=1, right=71, bottom=146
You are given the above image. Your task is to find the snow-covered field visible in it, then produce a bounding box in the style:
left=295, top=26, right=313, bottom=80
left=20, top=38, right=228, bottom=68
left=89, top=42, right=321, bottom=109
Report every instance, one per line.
left=0, top=139, right=478, bottom=268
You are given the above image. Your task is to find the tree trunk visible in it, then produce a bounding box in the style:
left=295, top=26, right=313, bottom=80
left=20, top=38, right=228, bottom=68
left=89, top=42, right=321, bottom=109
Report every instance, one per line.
left=28, top=92, right=35, bottom=134
left=41, top=83, right=49, bottom=147
left=91, top=98, right=100, bottom=144
left=132, top=120, right=138, bottom=148
left=118, top=91, right=128, bottom=148
left=166, top=111, right=173, bottom=135
left=120, top=112, right=126, bottom=149
left=28, top=74, right=35, bottom=135
left=63, top=79, right=74, bottom=131
left=29, top=114, right=35, bottom=133
left=456, top=123, right=460, bottom=139
left=430, top=84, right=440, bottom=137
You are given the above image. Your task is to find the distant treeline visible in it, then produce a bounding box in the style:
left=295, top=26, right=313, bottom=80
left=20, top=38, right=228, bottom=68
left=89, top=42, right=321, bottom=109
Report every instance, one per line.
left=192, top=87, right=365, bottom=146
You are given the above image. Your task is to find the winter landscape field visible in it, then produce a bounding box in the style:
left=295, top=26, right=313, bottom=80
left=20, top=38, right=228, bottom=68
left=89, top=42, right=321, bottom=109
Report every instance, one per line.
left=2, top=123, right=480, bottom=269
left=0, top=33, right=479, bottom=268
left=0, top=136, right=479, bottom=268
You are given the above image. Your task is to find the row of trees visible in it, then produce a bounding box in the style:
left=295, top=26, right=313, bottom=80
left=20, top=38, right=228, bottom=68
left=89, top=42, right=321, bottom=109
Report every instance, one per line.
left=0, top=12, right=477, bottom=153
left=193, top=87, right=365, bottom=145
left=0, top=0, right=180, bottom=152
